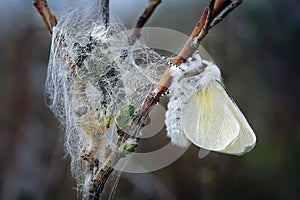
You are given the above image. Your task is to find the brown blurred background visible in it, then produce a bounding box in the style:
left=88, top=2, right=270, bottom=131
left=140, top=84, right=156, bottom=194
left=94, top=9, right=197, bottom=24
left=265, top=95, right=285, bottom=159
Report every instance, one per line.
left=1, top=0, right=300, bottom=199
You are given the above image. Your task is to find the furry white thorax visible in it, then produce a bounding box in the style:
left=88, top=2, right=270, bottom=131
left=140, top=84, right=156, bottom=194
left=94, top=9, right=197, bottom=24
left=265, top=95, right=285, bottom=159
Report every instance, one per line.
left=165, top=53, right=221, bottom=147
left=170, top=53, right=221, bottom=97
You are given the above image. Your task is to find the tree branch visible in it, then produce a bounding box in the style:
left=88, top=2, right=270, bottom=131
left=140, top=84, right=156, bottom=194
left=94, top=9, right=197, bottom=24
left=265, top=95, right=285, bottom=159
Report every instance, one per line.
left=128, top=0, right=162, bottom=45
left=210, top=0, right=242, bottom=28
left=33, top=0, right=57, bottom=35
left=101, top=0, right=110, bottom=29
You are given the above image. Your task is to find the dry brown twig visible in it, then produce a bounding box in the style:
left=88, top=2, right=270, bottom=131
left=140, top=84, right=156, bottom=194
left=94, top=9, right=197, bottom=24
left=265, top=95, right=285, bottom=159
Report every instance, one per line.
left=127, top=0, right=161, bottom=45
left=101, top=0, right=110, bottom=29
left=34, top=0, right=242, bottom=199
left=34, top=0, right=57, bottom=34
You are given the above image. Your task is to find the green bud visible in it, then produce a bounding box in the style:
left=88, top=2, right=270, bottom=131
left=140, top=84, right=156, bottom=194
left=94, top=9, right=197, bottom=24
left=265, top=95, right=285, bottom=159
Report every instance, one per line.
left=118, top=138, right=137, bottom=157
left=116, top=103, right=136, bottom=130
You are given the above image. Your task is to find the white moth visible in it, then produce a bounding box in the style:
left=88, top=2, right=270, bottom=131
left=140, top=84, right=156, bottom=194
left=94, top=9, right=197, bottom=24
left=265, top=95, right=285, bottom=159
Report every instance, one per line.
left=165, top=53, right=256, bottom=156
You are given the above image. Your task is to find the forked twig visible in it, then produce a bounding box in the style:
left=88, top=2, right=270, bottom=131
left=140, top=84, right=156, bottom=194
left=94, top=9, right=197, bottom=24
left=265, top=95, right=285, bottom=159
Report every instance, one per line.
left=34, top=0, right=242, bottom=199
left=88, top=153, right=115, bottom=200
left=33, top=0, right=57, bottom=34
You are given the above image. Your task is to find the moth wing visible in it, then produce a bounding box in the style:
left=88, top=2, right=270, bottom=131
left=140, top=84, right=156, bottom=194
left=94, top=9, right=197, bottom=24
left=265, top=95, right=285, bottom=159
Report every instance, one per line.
left=216, top=85, right=256, bottom=155
left=182, top=82, right=240, bottom=151
left=198, top=148, right=211, bottom=159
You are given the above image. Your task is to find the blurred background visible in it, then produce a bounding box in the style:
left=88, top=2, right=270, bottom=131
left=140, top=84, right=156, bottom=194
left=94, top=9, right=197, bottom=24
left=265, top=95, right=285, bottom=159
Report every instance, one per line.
left=1, top=0, right=300, bottom=199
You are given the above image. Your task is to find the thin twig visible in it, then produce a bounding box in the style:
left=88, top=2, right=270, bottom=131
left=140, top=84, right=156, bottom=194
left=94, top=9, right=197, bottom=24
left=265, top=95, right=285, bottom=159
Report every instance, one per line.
left=101, top=0, right=110, bottom=29
left=213, top=0, right=232, bottom=16
left=210, top=0, right=242, bottom=28
left=33, top=0, right=57, bottom=35
left=88, top=153, right=116, bottom=200
left=195, top=0, right=216, bottom=44
left=128, top=0, right=161, bottom=45
left=86, top=135, right=131, bottom=200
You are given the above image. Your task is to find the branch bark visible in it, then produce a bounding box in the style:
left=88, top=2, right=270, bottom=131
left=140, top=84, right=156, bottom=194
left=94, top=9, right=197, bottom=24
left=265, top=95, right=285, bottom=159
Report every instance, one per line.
left=127, top=0, right=161, bottom=45
left=34, top=0, right=57, bottom=34
left=101, top=0, right=110, bottom=29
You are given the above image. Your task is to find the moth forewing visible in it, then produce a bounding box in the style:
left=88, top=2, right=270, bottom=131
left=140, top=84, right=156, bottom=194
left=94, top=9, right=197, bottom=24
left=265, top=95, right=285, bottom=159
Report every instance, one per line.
left=216, top=83, right=256, bottom=155
left=182, top=81, right=240, bottom=151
